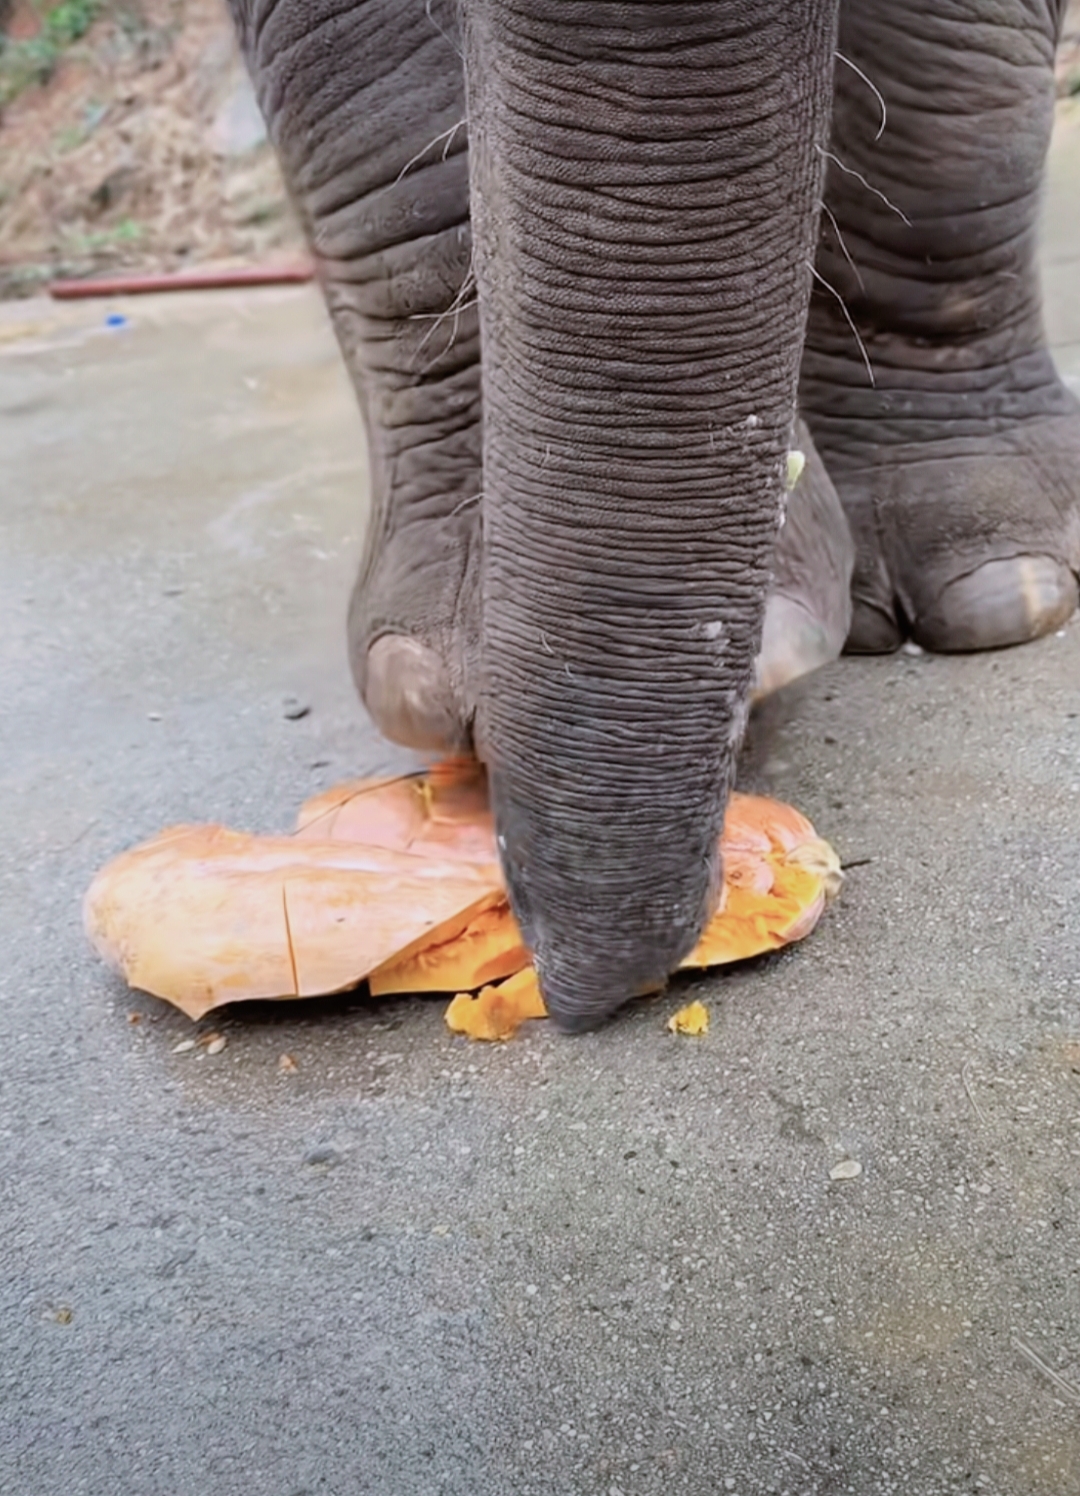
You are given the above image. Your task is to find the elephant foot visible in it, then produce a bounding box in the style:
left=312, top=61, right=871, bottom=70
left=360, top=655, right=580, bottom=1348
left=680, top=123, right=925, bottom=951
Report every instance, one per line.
left=348, top=501, right=481, bottom=754
left=821, top=406, right=1080, bottom=654
left=754, top=419, right=854, bottom=697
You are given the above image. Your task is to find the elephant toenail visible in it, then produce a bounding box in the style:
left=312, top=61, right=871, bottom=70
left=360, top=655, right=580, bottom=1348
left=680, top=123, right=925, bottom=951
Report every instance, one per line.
left=363, top=635, right=470, bottom=752
left=755, top=595, right=838, bottom=699
left=914, top=556, right=1078, bottom=653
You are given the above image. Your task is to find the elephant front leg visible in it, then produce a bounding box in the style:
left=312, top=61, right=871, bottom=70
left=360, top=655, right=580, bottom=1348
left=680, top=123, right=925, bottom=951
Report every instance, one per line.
left=229, top=0, right=482, bottom=752
left=801, top=0, right=1080, bottom=653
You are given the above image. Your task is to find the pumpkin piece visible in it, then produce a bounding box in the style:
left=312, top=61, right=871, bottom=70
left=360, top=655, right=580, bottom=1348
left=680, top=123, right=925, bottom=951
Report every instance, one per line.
left=667, top=1000, right=710, bottom=1036
left=369, top=902, right=529, bottom=996
left=83, top=825, right=297, bottom=1018
left=680, top=817, right=841, bottom=970
left=83, top=824, right=500, bottom=1020
left=721, top=792, right=818, bottom=854
left=296, top=758, right=498, bottom=872
left=444, top=969, right=547, bottom=1042
left=280, top=867, right=503, bottom=1001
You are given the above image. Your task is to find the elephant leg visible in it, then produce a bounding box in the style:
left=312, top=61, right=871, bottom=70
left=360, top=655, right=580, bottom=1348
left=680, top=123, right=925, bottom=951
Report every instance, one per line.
left=228, top=0, right=481, bottom=751
left=801, top=0, right=1080, bottom=653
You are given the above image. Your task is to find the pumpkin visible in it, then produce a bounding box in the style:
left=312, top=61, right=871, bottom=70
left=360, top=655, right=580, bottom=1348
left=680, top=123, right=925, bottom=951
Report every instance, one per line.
left=84, top=760, right=841, bottom=1036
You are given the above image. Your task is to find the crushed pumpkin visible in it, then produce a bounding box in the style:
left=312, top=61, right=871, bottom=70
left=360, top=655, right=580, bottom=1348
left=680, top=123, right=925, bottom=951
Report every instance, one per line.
left=84, top=761, right=841, bottom=1035
left=444, top=968, right=548, bottom=1042
left=667, top=1000, right=711, bottom=1037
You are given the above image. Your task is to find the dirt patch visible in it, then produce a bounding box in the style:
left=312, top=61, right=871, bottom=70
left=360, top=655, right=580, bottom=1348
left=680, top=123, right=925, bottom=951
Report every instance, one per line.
left=0, top=0, right=300, bottom=296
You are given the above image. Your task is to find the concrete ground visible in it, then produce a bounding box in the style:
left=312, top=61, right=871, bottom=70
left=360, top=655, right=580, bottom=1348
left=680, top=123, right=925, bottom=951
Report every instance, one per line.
left=3, top=114, right=1079, bottom=1496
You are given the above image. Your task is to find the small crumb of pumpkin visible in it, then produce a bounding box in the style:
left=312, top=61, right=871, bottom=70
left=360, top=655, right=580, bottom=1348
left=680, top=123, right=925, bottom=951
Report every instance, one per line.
left=667, top=999, right=710, bottom=1036
left=445, top=968, right=547, bottom=1041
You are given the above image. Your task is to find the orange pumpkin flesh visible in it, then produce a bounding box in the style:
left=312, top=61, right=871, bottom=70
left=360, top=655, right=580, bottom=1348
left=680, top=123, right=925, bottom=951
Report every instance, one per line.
left=84, top=762, right=840, bottom=1030
left=369, top=903, right=530, bottom=997
left=444, top=969, right=547, bottom=1042
left=83, top=825, right=502, bottom=1020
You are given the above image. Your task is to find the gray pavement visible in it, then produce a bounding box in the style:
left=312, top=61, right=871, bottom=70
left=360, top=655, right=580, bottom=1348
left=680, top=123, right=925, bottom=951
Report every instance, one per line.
left=2, top=114, right=1080, bottom=1496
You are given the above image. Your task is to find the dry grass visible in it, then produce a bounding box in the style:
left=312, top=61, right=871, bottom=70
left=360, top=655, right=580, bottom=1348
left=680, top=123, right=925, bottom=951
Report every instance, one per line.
left=0, top=0, right=299, bottom=296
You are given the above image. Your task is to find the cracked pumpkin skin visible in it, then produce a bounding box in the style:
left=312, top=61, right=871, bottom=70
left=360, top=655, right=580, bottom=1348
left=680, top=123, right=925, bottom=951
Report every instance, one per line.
left=84, top=760, right=840, bottom=1032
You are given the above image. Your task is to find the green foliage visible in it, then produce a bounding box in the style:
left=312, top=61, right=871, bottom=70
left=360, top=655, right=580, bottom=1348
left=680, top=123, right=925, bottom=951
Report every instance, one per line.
left=0, top=0, right=100, bottom=108
left=43, top=0, right=98, bottom=47
left=63, top=215, right=143, bottom=252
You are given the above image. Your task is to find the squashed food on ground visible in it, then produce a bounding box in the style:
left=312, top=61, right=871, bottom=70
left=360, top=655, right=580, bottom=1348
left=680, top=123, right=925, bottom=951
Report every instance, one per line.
left=84, top=760, right=841, bottom=1037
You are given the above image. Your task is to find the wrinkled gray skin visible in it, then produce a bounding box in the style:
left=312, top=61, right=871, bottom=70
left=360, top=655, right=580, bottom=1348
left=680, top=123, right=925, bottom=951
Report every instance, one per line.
left=226, top=0, right=1080, bottom=1029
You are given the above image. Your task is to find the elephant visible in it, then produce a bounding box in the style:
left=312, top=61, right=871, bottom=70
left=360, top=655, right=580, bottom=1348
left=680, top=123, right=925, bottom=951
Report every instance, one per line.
left=224, top=0, right=1080, bottom=1030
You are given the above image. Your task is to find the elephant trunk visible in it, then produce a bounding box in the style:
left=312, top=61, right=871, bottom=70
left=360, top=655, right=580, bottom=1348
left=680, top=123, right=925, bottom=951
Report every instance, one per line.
left=464, top=0, right=838, bottom=1028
